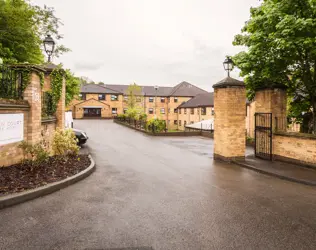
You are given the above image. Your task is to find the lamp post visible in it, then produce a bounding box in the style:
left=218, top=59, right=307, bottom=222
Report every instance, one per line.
left=223, top=56, right=234, bottom=77
left=43, top=34, right=55, bottom=62
left=154, top=85, right=159, bottom=118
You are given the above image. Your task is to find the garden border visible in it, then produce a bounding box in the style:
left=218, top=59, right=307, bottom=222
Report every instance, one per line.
left=114, top=119, right=206, bottom=137
left=0, top=155, right=96, bottom=210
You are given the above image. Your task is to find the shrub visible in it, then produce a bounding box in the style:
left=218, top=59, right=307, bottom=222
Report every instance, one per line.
left=52, top=128, right=79, bottom=157
left=138, top=112, right=147, bottom=121
left=18, top=141, right=49, bottom=164
left=145, top=118, right=166, bottom=133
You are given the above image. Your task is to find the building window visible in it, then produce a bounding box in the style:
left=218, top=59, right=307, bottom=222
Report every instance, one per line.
left=179, top=120, right=182, bottom=126
left=190, top=108, right=194, bottom=115
left=184, top=121, right=187, bottom=126
left=123, top=108, right=128, bottom=114
left=149, top=97, right=154, bottom=102
left=98, top=94, right=105, bottom=100
left=136, top=96, right=141, bottom=102
left=174, top=120, right=178, bottom=125
left=149, top=108, right=154, bottom=114
left=174, top=108, right=178, bottom=113
left=124, top=96, right=128, bottom=101
left=179, top=109, right=181, bottom=114
left=201, top=107, right=206, bottom=115
left=212, top=107, right=215, bottom=115
left=174, top=97, right=178, bottom=103
left=184, top=108, right=187, bottom=114
left=160, top=108, right=165, bottom=114
left=161, top=97, right=165, bottom=103
left=111, top=95, right=118, bottom=101
left=112, top=108, right=117, bottom=114
left=79, top=93, right=86, bottom=100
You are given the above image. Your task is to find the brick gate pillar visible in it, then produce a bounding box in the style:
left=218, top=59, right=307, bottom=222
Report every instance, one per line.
left=23, top=67, right=46, bottom=144
left=213, top=77, right=246, bottom=161
left=255, top=87, right=287, bottom=131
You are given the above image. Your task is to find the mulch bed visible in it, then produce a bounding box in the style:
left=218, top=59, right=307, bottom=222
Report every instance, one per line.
left=0, top=154, right=90, bottom=196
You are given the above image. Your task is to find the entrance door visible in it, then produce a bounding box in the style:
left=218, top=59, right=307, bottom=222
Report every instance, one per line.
left=83, top=108, right=101, bottom=117
left=254, top=113, right=272, bottom=160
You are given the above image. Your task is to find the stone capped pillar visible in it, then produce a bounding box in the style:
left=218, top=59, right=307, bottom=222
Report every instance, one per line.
left=23, top=70, right=44, bottom=144
left=213, top=77, right=246, bottom=161
left=255, top=87, right=287, bottom=131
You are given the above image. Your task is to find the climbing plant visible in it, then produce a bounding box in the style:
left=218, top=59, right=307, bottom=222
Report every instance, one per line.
left=49, top=64, right=65, bottom=113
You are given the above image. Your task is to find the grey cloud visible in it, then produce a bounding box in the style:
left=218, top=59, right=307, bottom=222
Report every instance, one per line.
left=33, top=0, right=258, bottom=87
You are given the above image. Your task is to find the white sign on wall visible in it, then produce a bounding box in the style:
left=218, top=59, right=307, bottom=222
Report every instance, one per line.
left=0, top=113, right=24, bottom=146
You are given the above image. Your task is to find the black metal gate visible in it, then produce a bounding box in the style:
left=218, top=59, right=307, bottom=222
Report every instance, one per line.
left=254, top=113, right=273, bottom=160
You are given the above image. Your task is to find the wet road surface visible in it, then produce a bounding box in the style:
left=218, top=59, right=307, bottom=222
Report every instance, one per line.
left=0, top=120, right=315, bottom=249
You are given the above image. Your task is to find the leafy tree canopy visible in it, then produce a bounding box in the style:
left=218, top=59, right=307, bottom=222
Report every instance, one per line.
left=233, top=0, right=316, bottom=133
left=0, top=0, right=70, bottom=64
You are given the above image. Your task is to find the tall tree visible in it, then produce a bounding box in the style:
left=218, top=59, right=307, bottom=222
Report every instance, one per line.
left=0, top=0, right=69, bottom=64
left=126, top=83, right=142, bottom=109
left=65, top=69, right=80, bottom=106
left=233, top=0, right=316, bottom=133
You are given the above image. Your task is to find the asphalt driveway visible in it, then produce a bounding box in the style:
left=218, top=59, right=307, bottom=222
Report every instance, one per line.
left=0, top=120, right=315, bottom=249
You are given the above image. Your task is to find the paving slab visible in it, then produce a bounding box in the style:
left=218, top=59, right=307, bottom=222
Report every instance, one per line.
left=234, top=155, right=316, bottom=186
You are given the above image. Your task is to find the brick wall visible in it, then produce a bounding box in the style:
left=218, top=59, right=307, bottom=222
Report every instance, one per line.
left=273, top=132, right=316, bottom=168
left=177, top=107, right=214, bottom=131
left=0, top=65, right=65, bottom=167
left=0, top=106, right=30, bottom=166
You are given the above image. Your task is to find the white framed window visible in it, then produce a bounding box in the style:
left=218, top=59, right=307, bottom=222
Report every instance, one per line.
left=148, top=108, right=154, bottom=114
left=123, top=108, right=128, bottom=114
left=160, top=108, right=165, bottom=114
left=201, top=107, right=206, bottom=115
left=161, top=97, right=165, bottom=103
left=111, top=95, right=118, bottom=101
left=174, top=97, right=178, bottom=103
left=112, top=108, right=117, bottom=114
left=149, top=97, right=154, bottom=102
left=98, top=94, right=105, bottom=100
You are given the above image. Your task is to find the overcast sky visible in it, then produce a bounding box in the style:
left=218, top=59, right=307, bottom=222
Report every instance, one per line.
left=33, top=0, right=260, bottom=91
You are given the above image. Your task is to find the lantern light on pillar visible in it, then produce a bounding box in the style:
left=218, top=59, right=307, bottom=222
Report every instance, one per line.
left=223, top=56, right=234, bottom=77
left=43, top=34, right=55, bottom=62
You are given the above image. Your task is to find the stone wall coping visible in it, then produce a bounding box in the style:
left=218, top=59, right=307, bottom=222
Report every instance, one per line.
left=0, top=103, right=30, bottom=110
left=9, top=64, right=46, bottom=73
left=0, top=155, right=96, bottom=210
left=41, top=117, right=57, bottom=124
left=274, top=131, right=316, bottom=140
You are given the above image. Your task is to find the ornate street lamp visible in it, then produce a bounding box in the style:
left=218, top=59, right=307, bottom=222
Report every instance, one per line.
left=43, top=34, right=55, bottom=62
left=223, top=56, right=233, bottom=77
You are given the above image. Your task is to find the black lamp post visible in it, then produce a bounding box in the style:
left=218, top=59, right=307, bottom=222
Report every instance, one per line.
left=43, top=34, right=55, bottom=62
left=154, top=85, right=159, bottom=118
left=223, top=56, right=234, bottom=77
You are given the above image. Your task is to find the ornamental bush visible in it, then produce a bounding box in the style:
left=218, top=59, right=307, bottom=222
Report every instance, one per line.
left=18, top=140, right=49, bottom=165
left=145, top=118, right=166, bottom=133
left=52, top=128, right=79, bottom=157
